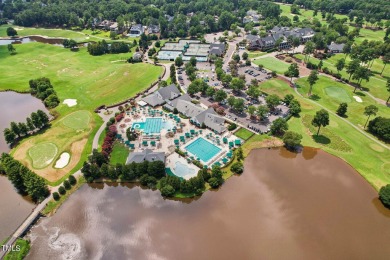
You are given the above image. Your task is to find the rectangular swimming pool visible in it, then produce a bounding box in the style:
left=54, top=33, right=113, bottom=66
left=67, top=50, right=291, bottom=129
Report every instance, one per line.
left=185, top=137, right=222, bottom=163
left=132, top=118, right=174, bottom=133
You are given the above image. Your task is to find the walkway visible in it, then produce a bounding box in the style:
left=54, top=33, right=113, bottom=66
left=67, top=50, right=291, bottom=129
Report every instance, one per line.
left=0, top=112, right=111, bottom=259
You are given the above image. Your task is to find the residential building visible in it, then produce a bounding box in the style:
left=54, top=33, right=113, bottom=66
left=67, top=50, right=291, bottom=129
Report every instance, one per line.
left=126, top=149, right=165, bottom=164
left=148, top=24, right=160, bottom=34
left=328, top=42, right=345, bottom=53
left=109, top=22, right=118, bottom=32
left=129, top=24, right=144, bottom=36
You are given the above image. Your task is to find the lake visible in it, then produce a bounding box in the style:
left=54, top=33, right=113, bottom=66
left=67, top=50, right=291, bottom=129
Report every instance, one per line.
left=0, top=91, right=48, bottom=241
left=26, top=147, right=390, bottom=259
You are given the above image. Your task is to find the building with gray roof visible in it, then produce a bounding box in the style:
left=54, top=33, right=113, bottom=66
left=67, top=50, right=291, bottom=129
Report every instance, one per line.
left=328, top=42, right=345, bottom=53
left=126, top=149, right=165, bottom=164
left=142, top=84, right=181, bottom=107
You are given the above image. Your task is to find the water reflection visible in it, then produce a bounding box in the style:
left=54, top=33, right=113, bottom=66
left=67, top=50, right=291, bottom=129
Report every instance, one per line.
left=27, top=147, right=390, bottom=260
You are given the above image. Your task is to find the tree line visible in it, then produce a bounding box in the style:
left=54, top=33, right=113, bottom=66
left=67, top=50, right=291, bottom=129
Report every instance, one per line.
left=3, top=110, right=50, bottom=146
left=0, top=153, right=50, bottom=202
left=87, top=40, right=132, bottom=56
left=29, top=78, right=60, bottom=108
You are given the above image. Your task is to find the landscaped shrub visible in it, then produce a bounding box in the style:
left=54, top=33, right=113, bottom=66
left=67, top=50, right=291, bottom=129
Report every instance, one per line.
left=63, top=180, right=71, bottom=190
left=102, top=125, right=117, bottom=157
left=231, top=161, right=244, bottom=174
left=306, top=62, right=318, bottom=70
left=192, top=160, right=204, bottom=169
left=175, top=148, right=187, bottom=157
left=322, top=67, right=330, bottom=74
left=53, top=192, right=60, bottom=201
left=208, top=177, right=221, bottom=188
left=271, top=71, right=277, bottom=77
left=285, top=57, right=293, bottom=63
left=228, top=123, right=237, bottom=131
left=115, top=113, right=124, bottom=122
left=58, top=186, right=66, bottom=195
left=68, top=175, right=77, bottom=185
left=379, top=184, right=390, bottom=208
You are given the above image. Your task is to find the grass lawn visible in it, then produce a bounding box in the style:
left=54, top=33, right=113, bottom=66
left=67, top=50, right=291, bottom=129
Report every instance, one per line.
left=234, top=128, right=254, bottom=140
left=28, top=142, right=58, bottom=169
left=295, top=75, right=389, bottom=128
left=110, top=142, right=130, bottom=165
left=42, top=176, right=86, bottom=215
left=248, top=51, right=267, bottom=59
left=294, top=53, right=390, bottom=101
left=259, top=78, right=390, bottom=190
left=4, top=238, right=30, bottom=260
left=1, top=42, right=162, bottom=184
left=253, top=57, right=290, bottom=74
left=0, top=25, right=90, bottom=42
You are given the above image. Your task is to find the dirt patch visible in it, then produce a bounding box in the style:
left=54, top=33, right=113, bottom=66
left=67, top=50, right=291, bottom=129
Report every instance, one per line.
left=34, top=138, right=88, bottom=182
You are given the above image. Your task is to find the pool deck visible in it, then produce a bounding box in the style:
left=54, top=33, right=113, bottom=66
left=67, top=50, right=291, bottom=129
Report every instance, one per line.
left=117, top=106, right=243, bottom=179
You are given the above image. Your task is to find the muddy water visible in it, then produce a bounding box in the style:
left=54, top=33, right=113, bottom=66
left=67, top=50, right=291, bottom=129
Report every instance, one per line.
left=0, top=92, right=48, bottom=240
left=0, top=36, right=64, bottom=46
left=27, top=148, right=390, bottom=260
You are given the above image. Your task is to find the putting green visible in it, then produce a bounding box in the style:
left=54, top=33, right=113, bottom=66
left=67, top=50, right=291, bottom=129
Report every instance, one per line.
left=28, top=142, right=58, bottom=169
left=324, top=87, right=352, bottom=103
left=62, top=110, right=91, bottom=130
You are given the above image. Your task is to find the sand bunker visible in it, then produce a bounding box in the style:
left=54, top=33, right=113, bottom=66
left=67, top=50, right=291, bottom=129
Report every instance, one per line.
left=63, top=99, right=77, bottom=107
left=54, top=153, right=70, bottom=169
left=353, top=96, right=362, bottom=103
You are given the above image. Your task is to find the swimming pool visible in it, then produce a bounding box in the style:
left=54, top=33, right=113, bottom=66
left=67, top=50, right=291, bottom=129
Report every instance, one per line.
left=132, top=118, right=174, bottom=133
left=173, top=161, right=196, bottom=180
left=185, top=137, right=222, bottom=163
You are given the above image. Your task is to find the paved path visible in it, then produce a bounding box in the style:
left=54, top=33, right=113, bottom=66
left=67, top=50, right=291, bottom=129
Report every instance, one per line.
left=0, top=112, right=111, bottom=259
left=293, top=86, right=390, bottom=151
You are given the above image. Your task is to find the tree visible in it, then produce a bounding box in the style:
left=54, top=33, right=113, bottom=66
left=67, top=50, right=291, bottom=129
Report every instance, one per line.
left=214, top=90, right=227, bottom=103
left=206, top=87, right=215, bottom=97
left=10, top=122, right=21, bottom=137
left=303, top=41, right=315, bottom=62
left=379, top=185, right=390, bottom=208
left=307, top=70, right=319, bottom=96
left=6, top=27, right=17, bottom=37
left=236, top=147, right=244, bottom=161
left=230, top=78, right=245, bottom=92
left=189, top=56, right=197, bottom=67
left=64, top=180, right=71, bottom=190
left=58, top=186, right=66, bottom=195
left=233, top=98, right=245, bottom=112
left=68, top=175, right=77, bottom=185
left=387, top=78, right=390, bottom=103
left=367, top=117, right=390, bottom=142
left=270, top=118, right=288, bottom=136
left=160, top=185, right=175, bottom=197
left=289, top=100, right=301, bottom=116
left=283, top=131, right=302, bottom=150
left=247, top=105, right=257, bottom=118
left=175, top=56, right=184, bottom=67
left=109, top=31, right=117, bottom=40
left=265, top=94, right=280, bottom=111
left=284, top=63, right=299, bottom=82
left=284, top=94, right=294, bottom=105
left=312, top=109, right=329, bottom=135
left=336, top=103, right=348, bottom=117
left=363, top=105, right=378, bottom=128
left=292, top=37, right=300, bottom=54
left=26, top=118, right=35, bottom=132
left=18, top=123, right=28, bottom=136
left=346, top=59, right=360, bottom=81
left=7, top=44, right=15, bottom=54
left=242, top=52, right=248, bottom=60
left=37, top=110, right=49, bottom=126
left=352, top=66, right=371, bottom=92
left=380, top=53, right=390, bottom=76
left=335, top=58, right=345, bottom=74
left=246, top=86, right=260, bottom=99
left=257, top=105, right=269, bottom=120
left=231, top=162, right=244, bottom=174
left=3, top=128, right=16, bottom=145
left=53, top=192, right=60, bottom=201
left=227, top=96, right=236, bottom=107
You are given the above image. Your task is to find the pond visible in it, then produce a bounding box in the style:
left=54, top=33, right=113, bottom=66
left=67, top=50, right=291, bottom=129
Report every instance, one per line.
left=0, top=36, right=64, bottom=46
left=0, top=91, right=48, bottom=241
left=26, top=147, right=390, bottom=259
